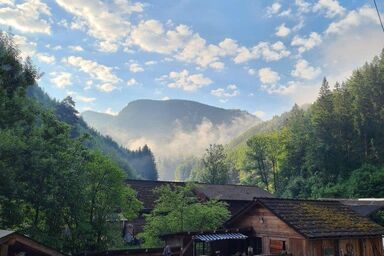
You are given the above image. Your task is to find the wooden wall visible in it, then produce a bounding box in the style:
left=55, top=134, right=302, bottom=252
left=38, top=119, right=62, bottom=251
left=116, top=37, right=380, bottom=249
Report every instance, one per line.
left=307, top=237, right=384, bottom=256
left=228, top=204, right=306, bottom=254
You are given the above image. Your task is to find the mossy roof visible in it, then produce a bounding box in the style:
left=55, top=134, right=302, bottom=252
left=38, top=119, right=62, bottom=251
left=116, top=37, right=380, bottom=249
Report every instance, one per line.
left=258, top=198, right=384, bottom=238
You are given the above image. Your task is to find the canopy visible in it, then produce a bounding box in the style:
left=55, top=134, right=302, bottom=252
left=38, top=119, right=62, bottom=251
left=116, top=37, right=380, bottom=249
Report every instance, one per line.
left=194, top=233, right=247, bottom=242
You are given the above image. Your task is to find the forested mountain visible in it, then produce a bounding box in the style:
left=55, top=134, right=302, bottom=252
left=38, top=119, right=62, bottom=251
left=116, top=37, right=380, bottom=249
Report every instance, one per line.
left=229, top=50, right=384, bottom=199
left=82, top=99, right=260, bottom=179
left=28, top=85, right=158, bottom=180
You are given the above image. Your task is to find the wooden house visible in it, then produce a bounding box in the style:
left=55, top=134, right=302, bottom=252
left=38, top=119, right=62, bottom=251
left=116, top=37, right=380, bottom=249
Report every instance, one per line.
left=125, top=179, right=274, bottom=233
left=0, top=230, right=64, bottom=256
left=225, top=198, right=384, bottom=256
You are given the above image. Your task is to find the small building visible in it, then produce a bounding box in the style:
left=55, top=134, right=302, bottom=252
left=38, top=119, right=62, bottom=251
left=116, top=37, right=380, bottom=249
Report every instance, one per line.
left=226, top=198, right=384, bottom=256
left=125, top=179, right=274, bottom=233
left=0, top=230, right=64, bottom=256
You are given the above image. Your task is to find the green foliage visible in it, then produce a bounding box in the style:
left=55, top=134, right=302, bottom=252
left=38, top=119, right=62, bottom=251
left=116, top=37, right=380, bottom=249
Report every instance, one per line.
left=243, top=131, right=284, bottom=193
left=232, top=49, right=384, bottom=199
left=0, top=32, right=142, bottom=254
left=193, top=144, right=231, bottom=184
left=139, top=184, right=230, bottom=247
left=28, top=84, right=159, bottom=180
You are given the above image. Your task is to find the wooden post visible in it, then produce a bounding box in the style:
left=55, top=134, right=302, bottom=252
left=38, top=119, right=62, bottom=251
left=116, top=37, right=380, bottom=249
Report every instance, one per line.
left=0, top=244, right=8, bottom=256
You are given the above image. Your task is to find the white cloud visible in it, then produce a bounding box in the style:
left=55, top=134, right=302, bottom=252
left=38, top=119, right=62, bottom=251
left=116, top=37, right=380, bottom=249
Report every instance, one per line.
left=162, top=69, right=212, bottom=92
left=98, top=83, right=117, bottom=92
left=145, top=60, right=157, bottom=65
left=127, top=78, right=138, bottom=86
left=76, top=95, right=95, bottom=103
left=105, top=107, right=118, bottom=116
left=129, top=63, right=144, bottom=73
left=218, top=38, right=239, bottom=56
left=279, top=9, right=292, bottom=17
left=50, top=72, right=72, bottom=89
left=129, top=20, right=192, bottom=54
left=36, top=53, right=55, bottom=64
left=0, top=0, right=51, bottom=34
left=275, top=23, right=291, bottom=37
left=261, top=81, right=298, bottom=95
left=234, top=41, right=290, bottom=63
left=248, top=68, right=257, bottom=76
left=13, top=34, right=55, bottom=64
left=129, top=21, right=239, bottom=69
left=313, top=0, right=345, bottom=18
left=258, top=67, right=280, bottom=84
left=55, top=0, right=144, bottom=52
left=161, top=96, right=170, bottom=100
left=63, top=56, right=120, bottom=86
left=0, top=0, right=14, bottom=5
left=211, top=84, right=239, bottom=99
left=209, top=61, right=225, bottom=70
left=253, top=110, right=267, bottom=120
left=84, top=80, right=93, bottom=90
left=295, top=0, right=311, bottom=13
left=12, top=34, right=36, bottom=59
left=326, top=6, right=378, bottom=34
left=291, top=32, right=322, bottom=53
left=267, top=2, right=281, bottom=17
left=68, top=91, right=96, bottom=103
left=68, top=45, right=84, bottom=52
left=291, top=59, right=321, bottom=80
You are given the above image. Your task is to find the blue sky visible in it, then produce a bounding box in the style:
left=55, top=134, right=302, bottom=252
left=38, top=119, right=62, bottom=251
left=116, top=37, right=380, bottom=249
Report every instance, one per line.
left=1, top=0, right=384, bottom=120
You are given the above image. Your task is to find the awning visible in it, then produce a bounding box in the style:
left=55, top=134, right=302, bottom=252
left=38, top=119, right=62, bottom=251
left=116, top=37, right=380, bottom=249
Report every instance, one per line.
left=194, top=233, right=248, bottom=242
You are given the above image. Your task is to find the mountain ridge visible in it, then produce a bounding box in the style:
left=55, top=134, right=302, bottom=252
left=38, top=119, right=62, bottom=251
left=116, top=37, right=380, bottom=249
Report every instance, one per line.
left=82, top=99, right=261, bottom=179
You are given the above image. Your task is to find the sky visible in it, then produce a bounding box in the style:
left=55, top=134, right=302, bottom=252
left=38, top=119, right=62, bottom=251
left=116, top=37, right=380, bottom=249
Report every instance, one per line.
left=1, top=0, right=384, bottom=120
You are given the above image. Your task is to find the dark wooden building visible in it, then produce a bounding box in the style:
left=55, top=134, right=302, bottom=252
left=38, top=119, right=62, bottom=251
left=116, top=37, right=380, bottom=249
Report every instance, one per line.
left=0, top=230, right=64, bottom=256
left=226, top=198, right=384, bottom=256
left=125, top=179, right=274, bottom=233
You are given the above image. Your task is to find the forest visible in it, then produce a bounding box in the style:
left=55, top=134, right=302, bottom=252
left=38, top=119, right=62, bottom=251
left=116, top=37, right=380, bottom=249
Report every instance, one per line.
left=180, top=50, right=384, bottom=202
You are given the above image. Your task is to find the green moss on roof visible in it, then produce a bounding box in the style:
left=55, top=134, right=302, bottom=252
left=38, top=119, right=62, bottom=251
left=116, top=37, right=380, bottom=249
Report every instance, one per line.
left=258, top=198, right=384, bottom=238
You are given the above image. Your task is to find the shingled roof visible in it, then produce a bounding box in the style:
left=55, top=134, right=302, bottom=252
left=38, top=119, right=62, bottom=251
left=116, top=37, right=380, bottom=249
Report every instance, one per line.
left=227, top=198, right=384, bottom=239
left=194, top=183, right=274, bottom=201
left=125, top=179, right=274, bottom=212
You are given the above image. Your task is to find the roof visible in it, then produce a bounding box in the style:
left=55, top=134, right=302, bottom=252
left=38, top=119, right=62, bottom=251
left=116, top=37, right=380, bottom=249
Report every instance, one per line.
left=324, top=198, right=384, bottom=217
left=195, top=233, right=247, bottom=242
left=126, top=179, right=185, bottom=210
left=194, top=183, right=274, bottom=201
left=160, top=227, right=253, bottom=239
left=0, top=230, right=14, bottom=239
left=0, top=230, right=64, bottom=256
left=125, top=179, right=274, bottom=211
left=227, top=198, right=384, bottom=239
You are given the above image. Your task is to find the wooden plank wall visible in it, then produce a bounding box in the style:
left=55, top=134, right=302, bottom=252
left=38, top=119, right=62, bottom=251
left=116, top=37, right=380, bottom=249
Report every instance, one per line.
left=229, top=204, right=306, bottom=254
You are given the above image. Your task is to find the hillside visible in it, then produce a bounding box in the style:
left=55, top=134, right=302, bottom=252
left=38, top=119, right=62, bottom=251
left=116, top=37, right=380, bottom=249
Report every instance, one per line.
left=225, top=51, right=384, bottom=200
left=82, top=99, right=261, bottom=179
left=28, top=85, right=158, bottom=180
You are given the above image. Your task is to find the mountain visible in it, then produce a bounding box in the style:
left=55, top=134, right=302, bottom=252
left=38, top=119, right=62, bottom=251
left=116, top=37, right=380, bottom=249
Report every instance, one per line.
left=82, top=99, right=261, bottom=179
left=225, top=104, right=310, bottom=171
left=28, top=86, right=158, bottom=180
